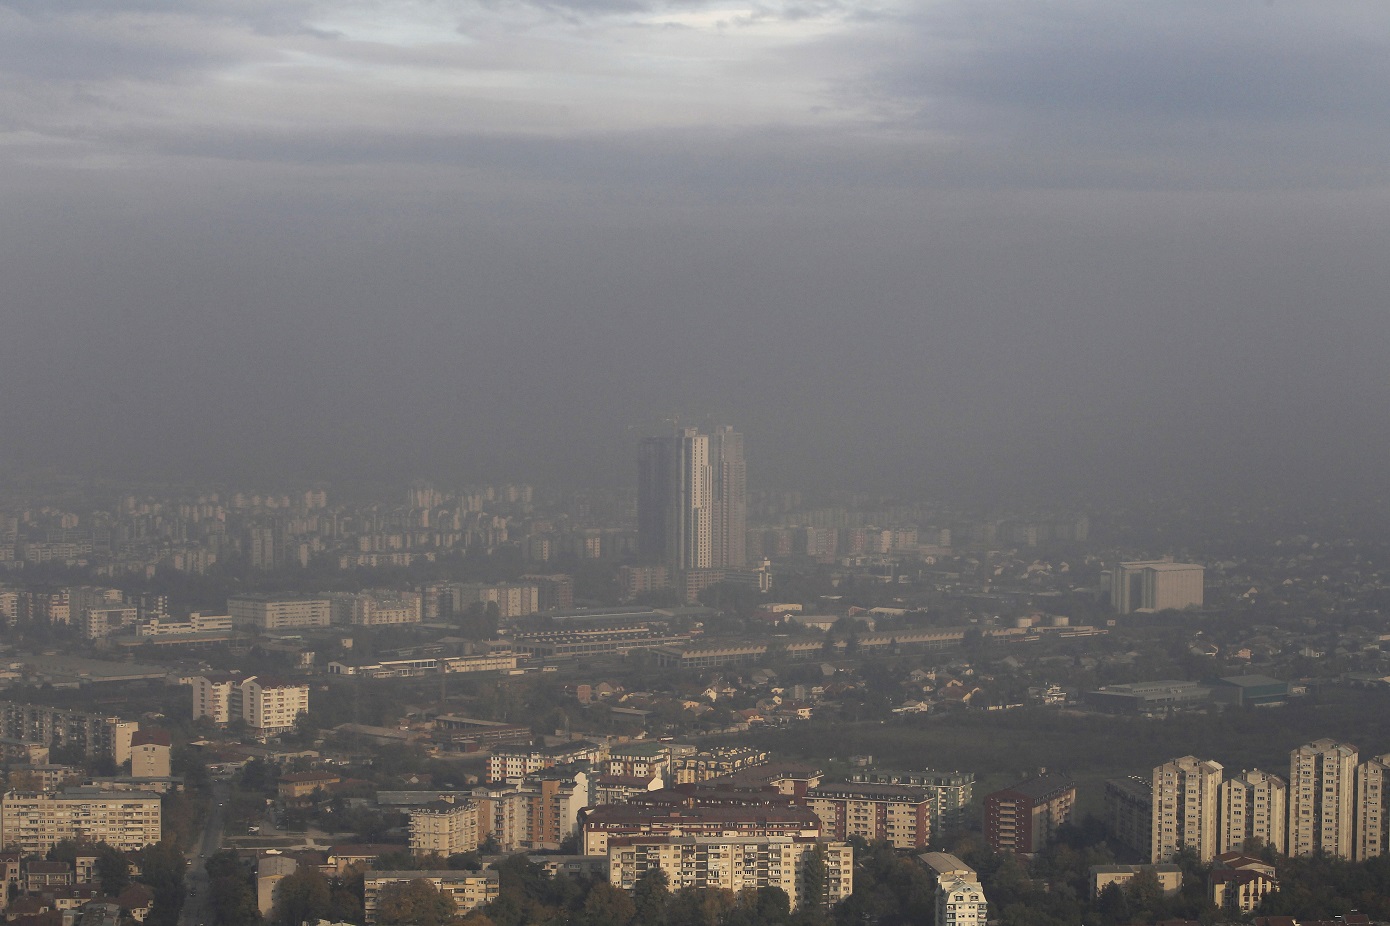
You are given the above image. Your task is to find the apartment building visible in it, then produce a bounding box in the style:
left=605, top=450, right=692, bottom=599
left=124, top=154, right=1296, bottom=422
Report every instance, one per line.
left=408, top=799, right=481, bottom=857
left=937, top=876, right=988, bottom=926
left=241, top=677, right=310, bottom=734
left=189, top=674, right=239, bottom=725
left=848, top=768, right=975, bottom=835
left=1219, top=768, right=1287, bottom=855
left=1355, top=753, right=1390, bottom=860
left=671, top=747, right=769, bottom=784
left=1104, top=777, right=1153, bottom=858
left=329, top=591, right=422, bottom=626
left=227, top=595, right=331, bottom=630
left=807, top=782, right=932, bottom=850
left=1151, top=756, right=1222, bottom=863
left=581, top=804, right=822, bottom=856
left=0, top=789, right=161, bottom=854
left=983, top=774, right=1077, bottom=858
left=189, top=675, right=309, bottom=735
left=0, top=703, right=134, bottom=761
left=1289, top=739, right=1358, bottom=858
left=608, top=837, right=851, bottom=910
left=487, top=741, right=603, bottom=784
left=363, top=870, right=499, bottom=923
left=129, top=729, right=172, bottom=779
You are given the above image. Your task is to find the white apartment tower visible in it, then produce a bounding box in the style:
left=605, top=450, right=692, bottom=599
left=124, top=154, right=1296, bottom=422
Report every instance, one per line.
left=1151, top=756, right=1222, bottom=863
left=1355, top=753, right=1390, bottom=861
left=1289, top=739, right=1358, bottom=858
left=1219, top=769, right=1287, bottom=855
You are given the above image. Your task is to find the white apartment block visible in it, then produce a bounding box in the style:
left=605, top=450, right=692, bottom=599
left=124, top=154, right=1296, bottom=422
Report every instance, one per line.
left=241, top=676, right=310, bottom=734
left=228, top=595, right=331, bottom=630
left=189, top=675, right=309, bottom=734
left=937, top=876, right=989, bottom=926
left=1355, top=753, right=1390, bottom=861
left=1151, top=756, right=1222, bottom=863
left=1219, top=769, right=1286, bottom=855
left=1289, top=739, right=1358, bottom=858
left=409, top=798, right=481, bottom=857
left=1, top=788, right=161, bottom=854
left=137, top=612, right=232, bottom=636
left=608, top=837, right=852, bottom=910
left=487, top=742, right=604, bottom=784
left=330, top=591, right=422, bottom=626
left=190, top=675, right=238, bottom=724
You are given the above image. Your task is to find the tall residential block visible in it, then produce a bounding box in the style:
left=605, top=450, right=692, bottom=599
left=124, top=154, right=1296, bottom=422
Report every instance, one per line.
left=984, top=774, right=1077, bottom=858
left=1110, top=561, right=1204, bottom=614
left=1219, top=769, right=1286, bottom=855
left=1105, top=779, right=1152, bottom=857
left=1289, top=739, right=1358, bottom=858
left=1151, top=756, right=1222, bottom=863
left=1355, top=753, right=1390, bottom=861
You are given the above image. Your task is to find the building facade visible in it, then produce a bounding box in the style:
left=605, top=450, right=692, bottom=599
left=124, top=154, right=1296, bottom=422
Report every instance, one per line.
left=608, top=837, right=850, bottom=910
left=983, top=774, right=1076, bottom=858
left=0, top=789, right=161, bottom=854
left=1151, top=756, right=1222, bottom=863
left=807, top=782, right=932, bottom=850
left=1110, top=561, right=1204, bottom=614
left=1289, top=739, right=1358, bottom=858
left=408, top=799, right=481, bottom=857
left=1219, top=768, right=1286, bottom=855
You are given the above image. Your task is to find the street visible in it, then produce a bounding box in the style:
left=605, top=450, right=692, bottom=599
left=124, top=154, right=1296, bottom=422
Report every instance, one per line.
left=178, top=779, right=230, bottom=926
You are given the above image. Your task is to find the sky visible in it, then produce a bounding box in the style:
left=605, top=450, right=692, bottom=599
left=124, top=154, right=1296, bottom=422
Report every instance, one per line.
left=2, top=0, right=1389, bottom=501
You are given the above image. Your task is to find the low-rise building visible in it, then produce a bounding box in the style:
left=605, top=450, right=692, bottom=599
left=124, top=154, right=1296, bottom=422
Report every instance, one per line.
left=1090, top=864, right=1183, bottom=897
left=1208, top=854, right=1278, bottom=915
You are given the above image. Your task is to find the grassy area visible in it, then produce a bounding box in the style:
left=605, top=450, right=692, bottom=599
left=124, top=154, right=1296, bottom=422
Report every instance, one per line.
left=753, top=686, right=1390, bottom=819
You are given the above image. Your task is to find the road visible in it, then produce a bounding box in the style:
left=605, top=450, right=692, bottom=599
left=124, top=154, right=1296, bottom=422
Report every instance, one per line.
left=179, top=779, right=230, bottom=926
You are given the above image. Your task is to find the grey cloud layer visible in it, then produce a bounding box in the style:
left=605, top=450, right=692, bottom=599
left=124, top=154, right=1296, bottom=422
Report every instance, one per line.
left=1, top=0, right=1388, bottom=497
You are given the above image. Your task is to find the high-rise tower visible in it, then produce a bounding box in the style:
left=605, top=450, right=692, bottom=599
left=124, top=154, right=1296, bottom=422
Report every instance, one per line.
left=710, top=425, right=747, bottom=568
left=1151, top=755, right=1222, bottom=863
left=638, top=426, right=744, bottom=570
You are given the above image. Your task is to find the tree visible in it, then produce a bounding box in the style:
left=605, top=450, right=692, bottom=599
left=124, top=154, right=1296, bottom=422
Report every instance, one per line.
left=633, top=868, right=670, bottom=926
left=271, top=866, right=331, bottom=926
left=579, top=882, right=636, bottom=926
left=373, top=879, right=456, bottom=926
left=1096, top=882, right=1130, bottom=926
left=95, top=843, right=131, bottom=896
